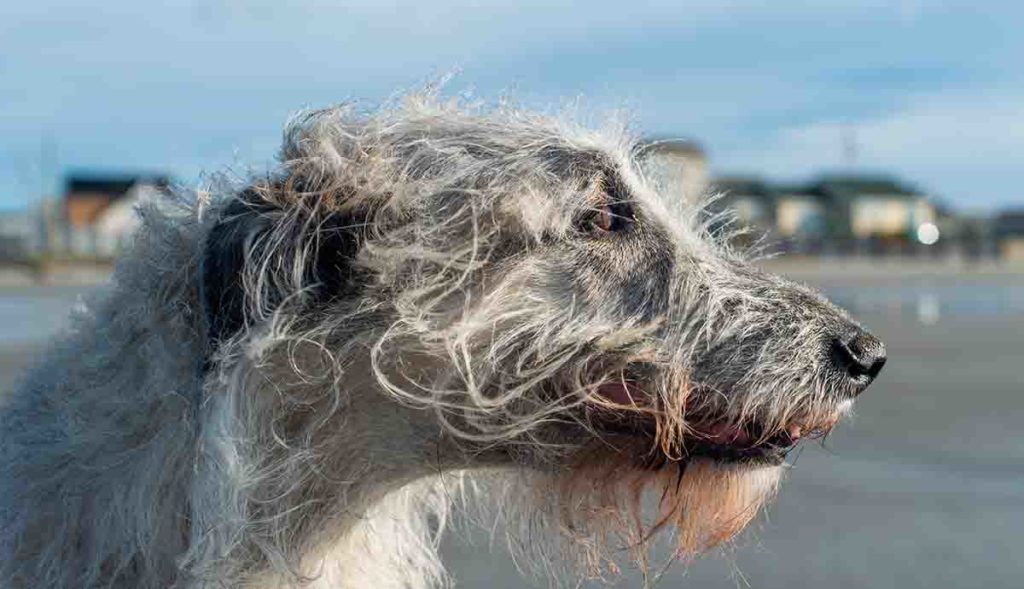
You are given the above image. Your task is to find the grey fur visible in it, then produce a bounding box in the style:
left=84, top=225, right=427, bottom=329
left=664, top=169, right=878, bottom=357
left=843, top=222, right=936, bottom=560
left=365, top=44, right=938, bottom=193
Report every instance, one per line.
left=0, top=93, right=882, bottom=588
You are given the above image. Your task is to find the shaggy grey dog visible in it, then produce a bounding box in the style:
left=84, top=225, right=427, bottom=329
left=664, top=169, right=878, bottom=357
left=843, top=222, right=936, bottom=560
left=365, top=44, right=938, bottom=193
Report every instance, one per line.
left=0, top=94, right=885, bottom=589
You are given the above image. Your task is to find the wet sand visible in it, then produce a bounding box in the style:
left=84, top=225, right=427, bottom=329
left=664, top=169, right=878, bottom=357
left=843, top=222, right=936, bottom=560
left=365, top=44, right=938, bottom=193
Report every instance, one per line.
left=2, top=277, right=1022, bottom=588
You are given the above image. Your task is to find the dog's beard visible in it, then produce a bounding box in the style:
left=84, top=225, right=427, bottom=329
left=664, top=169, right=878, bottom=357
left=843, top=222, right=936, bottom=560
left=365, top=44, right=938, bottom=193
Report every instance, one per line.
left=551, top=441, right=783, bottom=579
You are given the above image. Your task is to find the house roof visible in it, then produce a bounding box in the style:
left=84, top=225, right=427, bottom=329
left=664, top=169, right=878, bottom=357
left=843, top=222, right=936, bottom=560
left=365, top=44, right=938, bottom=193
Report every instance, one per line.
left=995, top=211, right=1024, bottom=236
left=639, top=137, right=706, bottom=158
left=808, top=175, right=923, bottom=201
left=710, top=176, right=779, bottom=200
left=65, top=173, right=170, bottom=200
left=773, top=183, right=817, bottom=197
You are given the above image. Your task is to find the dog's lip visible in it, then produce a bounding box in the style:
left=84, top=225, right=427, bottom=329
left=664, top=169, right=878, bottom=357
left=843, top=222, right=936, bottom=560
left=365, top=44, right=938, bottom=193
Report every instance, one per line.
left=690, top=420, right=803, bottom=454
left=591, top=381, right=839, bottom=458
left=589, top=413, right=828, bottom=466
left=697, top=420, right=819, bottom=445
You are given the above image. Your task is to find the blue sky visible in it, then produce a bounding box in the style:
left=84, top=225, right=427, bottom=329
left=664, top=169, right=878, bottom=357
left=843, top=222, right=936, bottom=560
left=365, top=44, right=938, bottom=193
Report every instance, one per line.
left=1, top=0, right=1022, bottom=211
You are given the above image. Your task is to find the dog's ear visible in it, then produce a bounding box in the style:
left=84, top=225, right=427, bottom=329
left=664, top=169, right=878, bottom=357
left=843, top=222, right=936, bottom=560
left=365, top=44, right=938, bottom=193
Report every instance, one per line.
left=199, top=183, right=365, bottom=345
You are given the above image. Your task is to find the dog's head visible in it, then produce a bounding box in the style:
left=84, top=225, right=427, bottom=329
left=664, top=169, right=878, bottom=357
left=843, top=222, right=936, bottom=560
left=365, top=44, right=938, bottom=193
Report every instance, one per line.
left=200, top=98, right=885, bottom=568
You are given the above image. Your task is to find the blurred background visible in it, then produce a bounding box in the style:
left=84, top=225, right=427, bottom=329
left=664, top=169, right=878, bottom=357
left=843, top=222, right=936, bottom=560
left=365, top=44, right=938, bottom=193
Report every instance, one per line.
left=1, top=1, right=1022, bottom=587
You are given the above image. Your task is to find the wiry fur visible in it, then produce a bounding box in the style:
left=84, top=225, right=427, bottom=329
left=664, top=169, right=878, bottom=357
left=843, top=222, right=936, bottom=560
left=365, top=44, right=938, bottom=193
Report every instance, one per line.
left=0, top=92, right=879, bottom=588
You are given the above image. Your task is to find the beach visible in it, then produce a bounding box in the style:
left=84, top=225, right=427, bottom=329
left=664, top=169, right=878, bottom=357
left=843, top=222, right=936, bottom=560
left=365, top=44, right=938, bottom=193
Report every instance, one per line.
left=2, top=267, right=1022, bottom=588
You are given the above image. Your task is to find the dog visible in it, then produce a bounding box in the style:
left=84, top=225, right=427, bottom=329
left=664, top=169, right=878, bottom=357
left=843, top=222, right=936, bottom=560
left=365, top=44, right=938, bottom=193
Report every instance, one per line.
left=0, top=93, right=886, bottom=588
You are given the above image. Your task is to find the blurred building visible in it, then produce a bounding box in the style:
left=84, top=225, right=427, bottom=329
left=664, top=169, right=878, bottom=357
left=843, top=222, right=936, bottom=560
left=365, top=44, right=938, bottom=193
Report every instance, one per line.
left=708, top=177, right=777, bottom=237
left=644, top=142, right=941, bottom=251
left=639, top=138, right=707, bottom=203
left=994, top=211, right=1024, bottom=261
left=774, top=185, right=827, bottom=240
left=63, top=173, right=170, bottom=258
left=700, top=173, right=941, bottom=254
left=0, top=210, right=35, bottom=261
left=805, top=175, right=936, bottom=242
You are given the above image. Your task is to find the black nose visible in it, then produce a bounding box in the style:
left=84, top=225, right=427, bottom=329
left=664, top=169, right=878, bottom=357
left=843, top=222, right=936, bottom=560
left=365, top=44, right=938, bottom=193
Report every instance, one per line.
left=831, top=330, right=887, bottom=391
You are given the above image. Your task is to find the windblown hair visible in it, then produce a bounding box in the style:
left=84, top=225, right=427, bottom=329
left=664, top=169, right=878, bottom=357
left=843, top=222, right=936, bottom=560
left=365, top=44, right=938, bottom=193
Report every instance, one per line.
left=0, top=92, right=875, bottom=589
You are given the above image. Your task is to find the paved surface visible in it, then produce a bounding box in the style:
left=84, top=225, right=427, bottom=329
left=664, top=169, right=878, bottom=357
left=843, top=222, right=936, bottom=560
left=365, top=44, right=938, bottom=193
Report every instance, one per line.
left=3, top=276, right=1022, bottom=589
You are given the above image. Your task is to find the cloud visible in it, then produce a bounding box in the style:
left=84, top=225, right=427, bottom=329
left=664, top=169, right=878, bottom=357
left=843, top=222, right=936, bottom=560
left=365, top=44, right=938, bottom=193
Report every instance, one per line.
left=0, top=0, right=1022, bottom=210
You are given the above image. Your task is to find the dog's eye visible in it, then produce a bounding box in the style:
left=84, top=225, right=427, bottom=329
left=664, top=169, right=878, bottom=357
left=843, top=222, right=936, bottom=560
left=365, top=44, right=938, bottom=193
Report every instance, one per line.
left=588, top=200, right=634, bottom=234
left=580, top=173, right=635, bottom=236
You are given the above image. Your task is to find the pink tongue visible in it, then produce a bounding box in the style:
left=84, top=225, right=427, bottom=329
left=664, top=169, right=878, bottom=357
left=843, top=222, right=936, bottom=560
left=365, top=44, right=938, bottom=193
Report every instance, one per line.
left=787, top=424, right=803, bottom=441
left=704, top=422, right=751, bottom=446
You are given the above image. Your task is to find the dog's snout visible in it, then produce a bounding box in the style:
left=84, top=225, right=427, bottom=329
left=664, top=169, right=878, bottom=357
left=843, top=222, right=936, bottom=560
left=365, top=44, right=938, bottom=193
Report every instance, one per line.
left=831, top=330, right=886, bottom=393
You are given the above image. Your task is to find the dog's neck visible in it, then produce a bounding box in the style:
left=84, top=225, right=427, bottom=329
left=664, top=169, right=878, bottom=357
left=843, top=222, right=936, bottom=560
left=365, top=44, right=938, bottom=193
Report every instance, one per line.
left=194, top=351, right=504, bottom=588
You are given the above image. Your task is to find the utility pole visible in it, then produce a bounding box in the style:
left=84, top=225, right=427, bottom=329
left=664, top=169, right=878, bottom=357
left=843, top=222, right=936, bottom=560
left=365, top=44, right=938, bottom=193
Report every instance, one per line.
left=38, top=135, right=58, bottom=257
left=842, top=125, right=858, bottom=167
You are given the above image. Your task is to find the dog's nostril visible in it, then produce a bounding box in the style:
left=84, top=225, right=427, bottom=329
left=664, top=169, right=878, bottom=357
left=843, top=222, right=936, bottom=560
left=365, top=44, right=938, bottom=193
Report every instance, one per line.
left=832, top=331, right=887, bottom=386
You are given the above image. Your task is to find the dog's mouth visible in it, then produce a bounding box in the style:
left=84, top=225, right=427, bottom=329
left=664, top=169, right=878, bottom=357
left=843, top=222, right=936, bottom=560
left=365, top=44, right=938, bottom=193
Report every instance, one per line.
left=681, top=419, right=819, bottom=464
left=589, top=380, right=839, bottom=466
